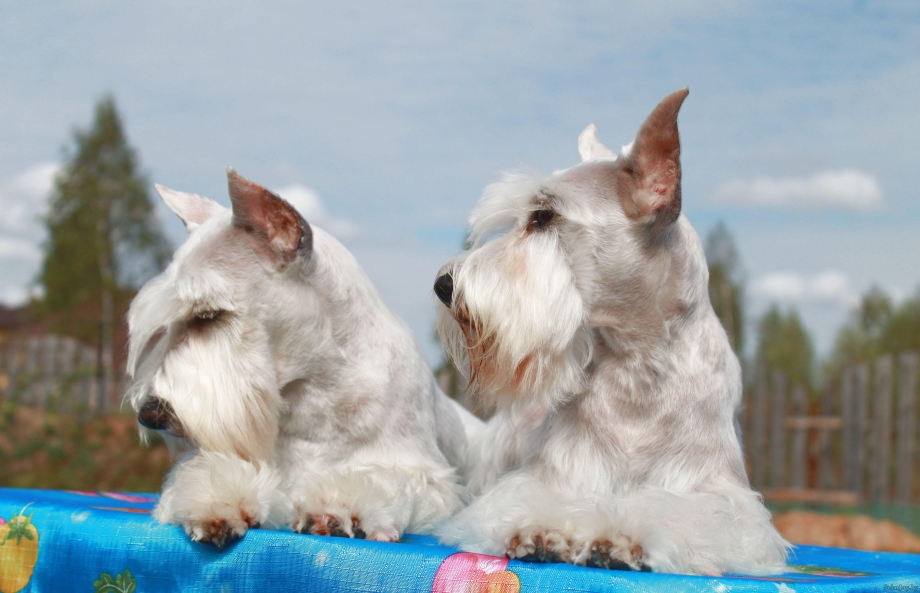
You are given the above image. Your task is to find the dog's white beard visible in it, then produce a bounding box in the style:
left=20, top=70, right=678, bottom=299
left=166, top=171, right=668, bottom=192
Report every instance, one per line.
left=441, top=233, right=591, bottom=411
left=148, top=317, right=282, bottom=462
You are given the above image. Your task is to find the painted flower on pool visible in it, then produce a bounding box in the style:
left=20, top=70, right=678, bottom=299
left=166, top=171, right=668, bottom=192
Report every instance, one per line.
left=432, top=552, right=520, bottom=593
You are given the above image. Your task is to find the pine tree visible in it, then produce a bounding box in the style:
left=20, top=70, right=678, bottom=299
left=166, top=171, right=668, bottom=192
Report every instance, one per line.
left=755, top=305, right=815, bottom=390
left=704, top=222, right=745, bottom=355
left=825, top=286, right=920, bottom=380
left=38, top=96, right=170, bottom=403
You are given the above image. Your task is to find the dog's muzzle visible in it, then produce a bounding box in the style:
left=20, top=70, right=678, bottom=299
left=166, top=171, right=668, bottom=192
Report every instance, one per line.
left=137, top=396, right=183, bottom=436
left=434, top=273, right=453, bottom=307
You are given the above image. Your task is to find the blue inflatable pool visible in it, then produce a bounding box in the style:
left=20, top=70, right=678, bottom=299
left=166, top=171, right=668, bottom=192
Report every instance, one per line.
left=1, top=488, right=918, bottom=592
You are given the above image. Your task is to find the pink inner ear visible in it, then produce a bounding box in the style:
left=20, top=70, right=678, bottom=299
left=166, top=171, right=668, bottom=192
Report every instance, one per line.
left=630, top=89, right=688, bottom=225
left=227, top=170, right=305, bottom=261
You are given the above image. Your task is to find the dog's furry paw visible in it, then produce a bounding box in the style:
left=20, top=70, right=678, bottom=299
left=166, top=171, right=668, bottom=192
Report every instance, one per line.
left=153, top=452, right=284, bottom=548
left=292, top=510, right=399, bottom=542
left=583, top=535, right=649, bottom=572
left=294, top=513, right=366, bottom=539
left=506, top=527, right=649, bottom=571
left=506, top=527, right=570, bottom=563
left=185, top=506, right=261, bottom=548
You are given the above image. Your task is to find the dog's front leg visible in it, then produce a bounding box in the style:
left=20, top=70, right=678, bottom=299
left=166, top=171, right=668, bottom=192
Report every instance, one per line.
left=623, top=482, right=790, bottom=575
left=286, top=462, right=463, bottom=542
left=154, top=451, right=286, bottom=548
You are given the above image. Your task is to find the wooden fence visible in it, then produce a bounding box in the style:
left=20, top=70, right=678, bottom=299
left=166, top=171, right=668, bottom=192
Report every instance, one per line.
left=0, top=335, right=124, bottom=413
left=742, top=352, right=919, bottom=505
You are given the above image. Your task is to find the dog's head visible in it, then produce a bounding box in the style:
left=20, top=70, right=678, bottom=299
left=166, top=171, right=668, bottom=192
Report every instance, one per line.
left=126, top=169, right=312, bottom=461
left=435, top=89, right=703, bottom=411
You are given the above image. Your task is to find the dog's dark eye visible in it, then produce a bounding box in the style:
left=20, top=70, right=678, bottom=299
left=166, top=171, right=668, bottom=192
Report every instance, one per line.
left=530, top=209, right=555, bottom=229
left=193, top=309, right=223, bottom=322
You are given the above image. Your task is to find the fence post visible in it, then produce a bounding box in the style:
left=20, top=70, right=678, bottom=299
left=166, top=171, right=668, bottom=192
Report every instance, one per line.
left=39, top=335, right=60, bottom=409
left=790, top=383, right=808, bottom=489
left=770, top=370, right=787, bottom=488
left=897, top=352, right=918, bottom=504
left=842, top=364, right=869, bottom=496
left=4, top=342, right=21, bottom=403
left=750, top=364, right=768, bottom=489
left=23, top=339, right=40, bottom=407
left=818, top=382, right=837, bottom=489
left=58, top=337, right=77, bottom=413
left=870, top=355, right=893, bottom=502
left=0, top=343, right=7, bottom=402
left=81, top=347, right=98, bottom=411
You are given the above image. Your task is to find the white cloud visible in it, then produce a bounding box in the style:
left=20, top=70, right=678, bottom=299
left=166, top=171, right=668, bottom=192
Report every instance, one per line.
left=0, top=162, right=58, bottom=234
left=0, top=162, right=57, bottom=252
left=14, top=162, right=58, bottom=198
left=712, top=170, right=883, bottom=211
left=0, top=162, right=57, bottom=306
left=274, top=184, right=359, bottom=241
left=0, top=237, right=40, bottom=261
left=751, top=270, right=858, bottom=308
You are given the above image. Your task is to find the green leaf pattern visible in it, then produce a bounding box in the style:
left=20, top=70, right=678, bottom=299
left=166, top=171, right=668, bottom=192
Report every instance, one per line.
left=1, top=504, right=36, bottom=546
left=93, top=569, right=137, bottom=593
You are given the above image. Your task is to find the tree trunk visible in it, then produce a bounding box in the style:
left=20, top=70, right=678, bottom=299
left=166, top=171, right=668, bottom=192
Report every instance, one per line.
left=96, top=217, right=114, bottom=413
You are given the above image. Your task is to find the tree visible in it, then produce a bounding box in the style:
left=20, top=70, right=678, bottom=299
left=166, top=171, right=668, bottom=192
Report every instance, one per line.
left=825, top=286, right=920, bottom=379
left=38, top=96, right=170, bottom=403
left=704, top=222, right=745, bottom=354
left=755, top=305, right=815, bottom=390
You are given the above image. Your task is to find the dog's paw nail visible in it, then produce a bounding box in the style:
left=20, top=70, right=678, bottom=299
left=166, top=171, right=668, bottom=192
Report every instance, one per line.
left=199, top=518, right=243, bottom=549
left=585, top=538, right=645, bottom=571
left=238, top=509, right=261, bottom=530
left=309, top=515, right=331, bottom=536
left=351, top=516, right=366, bottom=539
left=328, top=516, right=351, bottom=538
left=506, top=530, right=567, bottom=563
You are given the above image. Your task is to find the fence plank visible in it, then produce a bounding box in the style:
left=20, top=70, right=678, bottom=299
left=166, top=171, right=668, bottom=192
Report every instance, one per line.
left=790, top=384, right=808, bottom=489
left=897, top=352, right=918, bottom=504
left=870, top=355, right=893, bottom=502
left=0, top=336, right=116, bottom=415
left=818, top=383, right=837, bottom=490
left=0, top=344, right=5, bottom=400
left=770, top=370, right=787, bottom=488
left=58, top=337, right=77, bottom=412
left=39, top=335, right=59, bottom=409
left=750, top=365, right=769, bottom=489
left=81, top=347, right=98, bottom=411
left=842, top=364, right=869, bottom=496
left=23, top=339, right=40, bottom=407
left=5, top=342, right=21, bottom=403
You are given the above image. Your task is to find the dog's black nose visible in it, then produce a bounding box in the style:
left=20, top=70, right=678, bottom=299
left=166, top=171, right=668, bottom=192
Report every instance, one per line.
left=138, top=396, right=175, bottom=431
left=434, top=273, right=453, bottom=307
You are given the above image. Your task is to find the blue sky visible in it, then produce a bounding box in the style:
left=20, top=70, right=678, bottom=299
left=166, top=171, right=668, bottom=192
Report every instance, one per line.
left=2, top=1, right=919, bottom=365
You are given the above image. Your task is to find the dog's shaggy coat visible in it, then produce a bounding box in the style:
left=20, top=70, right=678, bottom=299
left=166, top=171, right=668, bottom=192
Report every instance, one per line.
left=434, top=89, right=790, bottom=575
left=127, top=170, right=480, bottom=546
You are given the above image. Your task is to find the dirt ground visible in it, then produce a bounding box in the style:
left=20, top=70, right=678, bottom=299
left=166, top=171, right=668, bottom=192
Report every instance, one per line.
left=774, top=510, right=920, bottom=553
left=0, top=405, right=170, bottom=492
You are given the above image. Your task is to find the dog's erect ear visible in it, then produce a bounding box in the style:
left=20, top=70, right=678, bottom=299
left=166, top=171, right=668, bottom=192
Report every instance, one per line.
left=578, top=124, right=617, bottom=162
left=620, top=88, right=689, bottom=235
left=156, top=185, right=224, bottom=232
left=226, top=167, right=312, bottom=264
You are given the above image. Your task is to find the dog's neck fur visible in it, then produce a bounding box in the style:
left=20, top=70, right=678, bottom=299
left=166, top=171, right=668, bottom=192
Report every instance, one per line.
left=587, top=216, right=705, bottom=411
left=533, top=216, right=737, bottom=494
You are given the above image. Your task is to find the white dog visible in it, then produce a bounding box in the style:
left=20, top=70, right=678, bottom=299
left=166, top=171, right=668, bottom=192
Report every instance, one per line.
left=126, top=169, right=481, bottom=546
left=432, top=89, right=790, bottom=575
